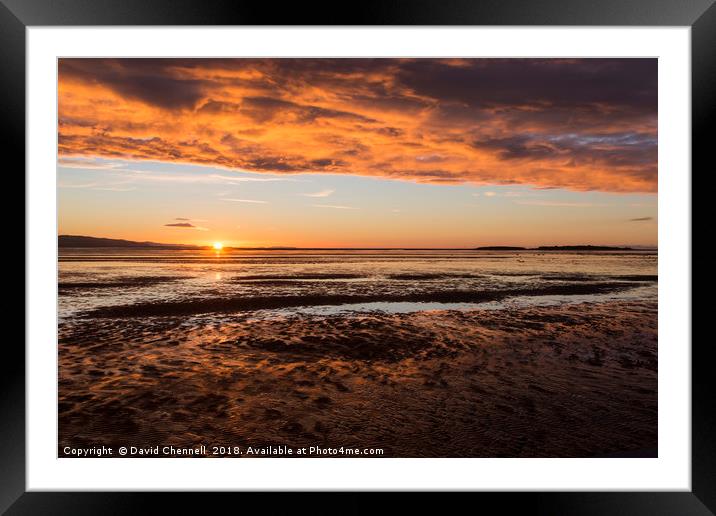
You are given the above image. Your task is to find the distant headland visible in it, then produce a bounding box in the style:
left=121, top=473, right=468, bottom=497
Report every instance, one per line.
left=475, top=245, right=636, bottom=251
left=58, top=235, right=204, bottom=249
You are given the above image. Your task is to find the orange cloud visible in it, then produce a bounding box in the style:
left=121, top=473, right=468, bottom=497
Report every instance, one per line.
left=58, top=58, right=657, bottom=193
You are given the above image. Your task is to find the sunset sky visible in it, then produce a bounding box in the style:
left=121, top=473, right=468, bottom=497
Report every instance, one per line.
left=57, top=58, right=657, bottom=248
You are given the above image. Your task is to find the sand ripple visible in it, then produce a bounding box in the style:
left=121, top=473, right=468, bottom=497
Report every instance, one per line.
left=59, top=300, right=657, bottom=457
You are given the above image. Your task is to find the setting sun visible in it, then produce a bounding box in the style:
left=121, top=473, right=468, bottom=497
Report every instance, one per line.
left=213, top=242, right=223, bottom=250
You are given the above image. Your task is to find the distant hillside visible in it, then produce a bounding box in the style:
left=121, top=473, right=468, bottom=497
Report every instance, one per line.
left=58, top=235, right=202, bottom=249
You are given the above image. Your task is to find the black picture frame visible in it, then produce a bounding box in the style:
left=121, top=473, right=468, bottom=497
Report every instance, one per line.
left=6, top=0, right=710, bottom=513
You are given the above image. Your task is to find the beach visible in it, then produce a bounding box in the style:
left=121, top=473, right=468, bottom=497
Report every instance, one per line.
left=58, top=249, right=657, bottom=457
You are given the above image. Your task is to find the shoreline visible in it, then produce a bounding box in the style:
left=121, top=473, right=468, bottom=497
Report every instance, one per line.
left=77, top=281, right=652, bottom=318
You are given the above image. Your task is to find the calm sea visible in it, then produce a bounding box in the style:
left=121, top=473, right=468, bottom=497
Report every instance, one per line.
left=58, top=249, right=657, bottom=322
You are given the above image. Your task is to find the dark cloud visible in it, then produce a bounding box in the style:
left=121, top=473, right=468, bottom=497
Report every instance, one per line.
left=60, top=59, right=206, bottom=110
left=198, top=100, right=242, bottom=114
left=164, top=222, right=195, bottom=228
left=355, top=125, right=404, bottom=138
left=472, top=135, right=557, bottom=160
left=344, top=93, right=432, bottom=114
left=58, top=117, right=97, bottom=128
left=471, top=132, right=657, bottom=171
left=397, top=58, right=657, bottom=111
left=629, top=217, right=654, bottom=222
left=239, top=96, right=376, bottom=124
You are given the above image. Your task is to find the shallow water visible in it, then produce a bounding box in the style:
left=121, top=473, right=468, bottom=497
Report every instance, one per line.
left=267, top=284, right=657, bottom=317
left=59, top=248, right=657, bottom=321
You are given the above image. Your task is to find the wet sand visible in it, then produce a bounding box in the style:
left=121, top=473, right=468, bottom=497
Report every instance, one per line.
left=58, top=299, right=657, bottom=457
left=58, top=275, right=187, bottom=293
left=81, top=281, right=646, bottom=318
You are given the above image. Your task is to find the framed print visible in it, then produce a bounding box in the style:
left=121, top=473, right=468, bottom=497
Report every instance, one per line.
left=7, top=0, right=711, bottom=513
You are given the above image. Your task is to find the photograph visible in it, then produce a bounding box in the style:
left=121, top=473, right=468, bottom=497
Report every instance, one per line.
left=57, top=57, right=658, bottom=459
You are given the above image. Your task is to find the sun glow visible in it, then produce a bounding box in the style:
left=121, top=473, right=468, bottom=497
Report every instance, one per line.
left=213, top=242, right=223, bottom=250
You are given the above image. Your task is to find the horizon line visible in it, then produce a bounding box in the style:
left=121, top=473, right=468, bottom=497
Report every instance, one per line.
left=57, top=235, right=658, bottom=251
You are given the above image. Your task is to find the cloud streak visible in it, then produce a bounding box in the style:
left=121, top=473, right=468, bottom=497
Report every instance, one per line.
left=301, top=189, right=335, bottom=198
left=311, top=204, right=357, bottom=210
left=164, top=221, right=208, bottom=230
left=222, top=198, right=268, bottom=204
left=58, top=58, right=657, bottom=193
